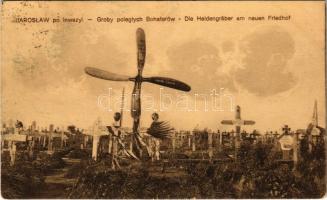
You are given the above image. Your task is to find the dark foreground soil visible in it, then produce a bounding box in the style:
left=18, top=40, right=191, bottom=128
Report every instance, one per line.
left=31, top=157, right=80, bottom=199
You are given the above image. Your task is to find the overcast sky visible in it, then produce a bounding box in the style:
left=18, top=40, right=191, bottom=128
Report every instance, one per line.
left=2, top=2, right=325, bottom=132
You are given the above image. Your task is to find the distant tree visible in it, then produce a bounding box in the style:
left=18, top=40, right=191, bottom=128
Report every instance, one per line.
left=67, top=125, right=76, bottom=134
left=15, top=120, right=24, bottom=129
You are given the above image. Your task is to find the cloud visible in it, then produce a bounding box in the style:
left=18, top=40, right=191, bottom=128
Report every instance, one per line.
left=166, top=39, right=237, bottom=94
left=234, top=26, right=297, bottom=96
left=9, top=24, right=131, bottom=96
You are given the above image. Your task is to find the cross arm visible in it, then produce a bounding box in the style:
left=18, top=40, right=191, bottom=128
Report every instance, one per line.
left=2, top=134, right=27, bottom=142
left=83, top=126, right=109, bottom=136
left=243, top=120, right=255, bottom=125
left=221, top=120, right=234, bottom=125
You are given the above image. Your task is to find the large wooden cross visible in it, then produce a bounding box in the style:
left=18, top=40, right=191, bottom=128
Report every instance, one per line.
left=2, top=132, right=27, bottom=166
left=221, top=105, right=255, bottom=160
left=221, top=105, right=255, bottom=144
left=83, top=118, right=108, bottom=161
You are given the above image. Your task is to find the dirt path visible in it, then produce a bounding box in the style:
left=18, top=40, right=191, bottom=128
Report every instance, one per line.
left=33, top=157, right=81, bottom=198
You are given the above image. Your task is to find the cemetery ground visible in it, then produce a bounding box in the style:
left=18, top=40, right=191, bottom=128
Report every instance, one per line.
left=1, top=148, right=77, bottom=198
left=32, top=156, right=81, bottom=198
left=1, top=137, right=326, bottom=199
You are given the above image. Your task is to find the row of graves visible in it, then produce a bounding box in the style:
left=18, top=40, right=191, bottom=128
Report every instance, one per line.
left=163, top=128, right=278, bottom=158
left=69, top=112, right=325, bottom=169
left=159, top=105, right=261, bottom=161
left=1, top=121, right=69, bottom=166
left=0, top=112, right=173, bottom=170
left=79, top=120, right=275, bottom=165
left=3, top=103, right=323, bottom=169
left=159, top=103, right=325, bottom=167
left=0, top=122, right=273, bottom=163
left=58, top=106, right=267, bottom=166
left=168, top=129, right=281, bottom=151
left=157, top=123, right=324, bottom=167
left=1, top=117, right=133, bottom=169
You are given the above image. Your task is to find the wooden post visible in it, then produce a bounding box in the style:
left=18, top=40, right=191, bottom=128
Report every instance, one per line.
left=3, top=130, right=26, bottom=165
left=188, top=134, right=191, bottom=149
left=154, top=139, right=160, bottom=161
left=172, top=132, right=176, bottom=153
left=84, top=135, right=88, bottom=149
left=43, top=135, right=47, bottom=148
left=108, top=134, right=112, bottom=153
left=219, top=130, right=222, bottom=152
left=61, top=127, right=64, bottom=148
left=192, top=135, right=196, bottom=152
left=92, top=135, right=99, bottom=161
left=293, top=133, right=298, bottom=167
left=9, top=141, right=17, bottom=166
left=109, top=120, right=123, bottom=169
left=129, top=136, right=133, bottom=151
left=1, top=139, right=4, bottom=153
left=48, top=125, right=54, bottom=152
left=208, top=130, right=213, bottom=159
left=112, top=137, right=118, bottom=158
left=234, top=131, right=240, bottom=161
left=37, top=136, right=41, bottom=148
left=28, top=136, right=34, bottom=159
left=48, top=134, right=53, bottom=151
left=87, top=118, right=108, bottom=161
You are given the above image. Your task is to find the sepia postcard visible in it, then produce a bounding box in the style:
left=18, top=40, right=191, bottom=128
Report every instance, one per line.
left=0, top=1, right=326, bottom=199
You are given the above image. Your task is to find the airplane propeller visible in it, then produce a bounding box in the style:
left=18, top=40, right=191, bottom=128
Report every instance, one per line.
left=85, top=67, right=130, bottom=81
left=85, top=28, right=190, bottom=92
left=85, top=67, right=191, bottom=92
left=143, top=77, right=191, bottom=92
left=136, top=28, right=146, bottom=76
left=85, top=28, right=191, bottom=159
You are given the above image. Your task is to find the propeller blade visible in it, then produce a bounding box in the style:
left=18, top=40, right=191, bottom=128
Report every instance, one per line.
left=136, top=28, right=146, bottom=76
left=85, top=67, right=130, bottom=81
left=143, top=76, right=191, bottom=92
